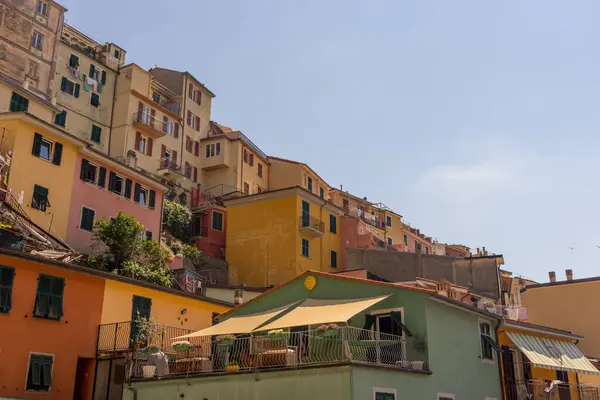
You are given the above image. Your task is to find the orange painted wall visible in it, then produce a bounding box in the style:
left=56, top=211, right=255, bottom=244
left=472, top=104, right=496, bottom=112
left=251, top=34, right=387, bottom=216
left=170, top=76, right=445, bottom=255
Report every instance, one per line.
left=0, top=254, right=105, bottom=399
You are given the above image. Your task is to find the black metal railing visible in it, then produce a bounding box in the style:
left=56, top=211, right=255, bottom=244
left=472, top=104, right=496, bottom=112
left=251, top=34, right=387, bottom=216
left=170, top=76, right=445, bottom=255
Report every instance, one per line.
left=132, top=111, right=172, bottom=134
left=96, top=321, right=195, bottom=355
left=159, top=158, right=181, bottom=172
left=504, top=379, right=600, bottom=400
left=299, top=215, right=324, bottom=233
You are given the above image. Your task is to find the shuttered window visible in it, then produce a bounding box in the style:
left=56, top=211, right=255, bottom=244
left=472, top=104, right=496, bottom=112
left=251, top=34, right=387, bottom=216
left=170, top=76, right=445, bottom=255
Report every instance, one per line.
left=80, top=207, right=95, bottom=232
left=212, top=211, right=224, bottom=231
left=54, top=111, right=67, bottom=127
left=31, top=184, right=49, bottom=211
left=329, top=214, right=337, bottom=234
left=330, top=250, right=337, bottom=268
left=302, top=238, right=309, bottom=257
left=33, top=274, right=64, bottom=320
left=26, top=354, right=53, bottom=391
left=90, top=93, right=100, bottom=107
left=10, top=92, right=29, bottom=112
left=0, top=266, right=15, bottom=313
left=91, top=125, right=101, bottom=143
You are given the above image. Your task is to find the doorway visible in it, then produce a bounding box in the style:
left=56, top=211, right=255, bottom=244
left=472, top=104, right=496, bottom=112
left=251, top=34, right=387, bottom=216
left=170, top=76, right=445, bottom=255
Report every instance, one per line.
left=73, top=357, right=95, bottom=400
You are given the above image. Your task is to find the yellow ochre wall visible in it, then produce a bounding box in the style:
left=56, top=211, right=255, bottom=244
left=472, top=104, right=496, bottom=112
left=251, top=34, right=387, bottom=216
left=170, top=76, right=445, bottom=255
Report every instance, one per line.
left=100, top=280, right=229, bottom=331
left=0, top=118, right=78, bottom=240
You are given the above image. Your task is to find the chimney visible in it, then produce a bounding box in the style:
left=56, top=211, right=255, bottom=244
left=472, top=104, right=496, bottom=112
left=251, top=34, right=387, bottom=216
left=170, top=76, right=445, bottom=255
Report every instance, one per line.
left=482, top=246, right=487, bottom=256
left=549, top=271, right=556, bottom=283
left=566, top=269, right=573, bottom=281
left=340, top=184, right=343, bottom=191
left=234, top=289, right=244, bottom=305
left=476, top=248, right=481, bottom=256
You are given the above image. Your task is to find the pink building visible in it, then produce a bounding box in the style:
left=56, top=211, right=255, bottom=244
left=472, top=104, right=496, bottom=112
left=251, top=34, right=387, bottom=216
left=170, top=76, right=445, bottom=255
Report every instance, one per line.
left=190, top=187, right=226, bottom=259
left=66, top=149, right=168, bottom=252
left=401, top=225, right=433, bottom=255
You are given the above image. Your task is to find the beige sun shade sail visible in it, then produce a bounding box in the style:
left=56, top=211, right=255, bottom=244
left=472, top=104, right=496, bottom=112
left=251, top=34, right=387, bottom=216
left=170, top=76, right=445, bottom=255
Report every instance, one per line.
left=254, top=295, right=390, bottom=332
left=507, top=332, right=600, bottom=375
left=174, top=303, right=298, bottom=339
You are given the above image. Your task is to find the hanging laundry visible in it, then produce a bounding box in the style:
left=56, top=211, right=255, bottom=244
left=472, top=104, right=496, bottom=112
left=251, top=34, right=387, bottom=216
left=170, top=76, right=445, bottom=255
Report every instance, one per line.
left=86, top=76, right=98, bottom=92
left=79, top=73, right=85, bottom=82
left=83, top=83, right=91, bottom=92
left=97, top=83, right=103, bottom=93
left=73, top=69, right=80, bottom=79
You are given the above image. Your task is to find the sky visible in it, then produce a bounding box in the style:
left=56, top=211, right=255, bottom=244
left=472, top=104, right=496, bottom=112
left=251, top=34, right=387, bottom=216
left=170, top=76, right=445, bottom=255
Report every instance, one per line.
left=61, top=0, right=600, bottom=282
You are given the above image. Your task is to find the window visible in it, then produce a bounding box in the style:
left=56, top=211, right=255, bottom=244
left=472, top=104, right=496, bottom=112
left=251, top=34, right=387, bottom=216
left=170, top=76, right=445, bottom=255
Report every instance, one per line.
left=258, top=163, right=263, bottom=178
left=301, top=200, right=310, bottom=227
left=88, top=64, right=100, bottom=81
left=36, top=1, right=49, bottom=16
left=257, top=186, right=264, bottom=194
left=437, top=395, right=455, bottom=400
left=60, top=77, right=79, bottom=97
left=33, top=274, right=64, bottom=320
left=10, top=92, right=29, bottom=112
left=373, top=388, right=396, bottom=400
left=301, top=238, right=309, bottom=257
left=80, top=207, right=95, bottom=231
left=54, top=111, right=67, bottom=127
left=320, top=187, right=324, bottom=199
left=243, top=182, right=250, bottom=194
left=243, top=149, right=249, bottom=163
left=386, top=216, right=392, bottom=227
left=114, top=49, right=120, bottom=59
left=188, top=83, right=193, bottom=99
left=329, top=214, right=337, bottom=234
left=403, top=234, right=408, bottom=246
left=212, top=211, right=224, bottom=231
left=80, top=159, right=106, bottom=188
left=91, top=125, right=102, bottom=144
left=330, top=250, right=337, bottom=268
left=83, top=162, right=98, bottom=183
left=145, top=231, right=153, bottom=241
left=68, top=54, right=79, bottom=69
left=414, top=240, right=418, bottom=250
left=31, top=184, right=49, bottom=211
left=479, top=321, right=500, bottom=361
left=91, top=93, right=100, bottom=107
left=0, top=266, right=15, bottom=313
left=133, top=184, right=155, bottom=208
left=26, top=354, right=53, bottom=391
left=137, top=136, right=146, bottom=153
left=342, top=198, right=349, bottom=211
left=387, top=237, right=393, bottom=246
left=138, top=186, right=148, bottom=206
left=307, top=177, right=313, bottom=192
left=31, top=31, right=43, bottom=50
left=109, top=173, right=124, bottom=195
left=205, top=143, right=220, bottom=158
left=186, top=136, right=193, bottom=152
left=152, top=92, right=160, bottom=104
left=28, top=60, right=39, bottom=79
left=249, top=153, right=254, bottom=166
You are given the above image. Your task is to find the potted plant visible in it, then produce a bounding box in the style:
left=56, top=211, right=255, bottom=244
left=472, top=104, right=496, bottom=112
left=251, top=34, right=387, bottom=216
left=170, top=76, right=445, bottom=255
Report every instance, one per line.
left=315, top=324, right=340, bottom=337
left=172, top=340, right=191, bottom=352
left=226, top=361, right=240, bottom=372
left=141, top=346, right=161, bottom=377
left=267, top=329, right=288, bottom=341
left=216, top=334, right=236, bottom=346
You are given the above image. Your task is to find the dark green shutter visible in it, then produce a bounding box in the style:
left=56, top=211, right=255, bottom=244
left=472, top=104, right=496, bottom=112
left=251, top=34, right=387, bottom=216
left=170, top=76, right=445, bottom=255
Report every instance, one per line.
left=91, top=125, right=101, bottom=143
left=74, top=83, right=80, bottom=98
left=52, top=142, right=62, bottom=165
left=124, top=179, right=132, bottom=199
left=32, top=133, right=42, bottom=156
left=101, top=70, right=107, bottom=85
left=133, top=183, right=141, bottom=203
left=148, top=190, right=156, bottom=209
left=98, top=167, right=106, bottom=188
left=60, top=77, right=67, bottom=92
left=0, top=266, right=15, bottom=313
left=89, top=64, right=95, bottom=77
left=80, top=159, right=89, bottom=180
left=330, top=214, right=337, bottom=234
left=108, top=172, right=116, bottom=191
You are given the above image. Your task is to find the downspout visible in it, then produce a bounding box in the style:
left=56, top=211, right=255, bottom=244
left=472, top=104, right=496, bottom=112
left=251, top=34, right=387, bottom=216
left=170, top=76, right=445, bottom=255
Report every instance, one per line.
left=496, top=321, right=506, bottom=400
left=320, top=201, right=325, bottom=271
left=239, top=144, right=244, bottom=192
left=47, top=9, right=64, bottom=99
left=107, top=67, right=119, bottom=157
left=180, top=76, right=187, bottom=177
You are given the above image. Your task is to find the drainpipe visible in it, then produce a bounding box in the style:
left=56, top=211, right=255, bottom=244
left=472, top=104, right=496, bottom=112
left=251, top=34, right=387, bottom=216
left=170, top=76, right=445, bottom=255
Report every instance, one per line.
left=495, top=321, right=506, bottom=400
left=180, top=76, right=187, bottom=176
left=127, top=387, right=138, bottom=400
left=107, top=66, right=119, bottom=157
left=320, top=201, right=325, bottom=271
left=239, top=144, right=244, bottom=192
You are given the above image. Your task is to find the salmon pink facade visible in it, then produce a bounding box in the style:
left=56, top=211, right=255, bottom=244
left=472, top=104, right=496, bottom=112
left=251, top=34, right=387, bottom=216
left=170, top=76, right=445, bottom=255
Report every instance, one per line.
left=66, top=150, right=168, bottom=252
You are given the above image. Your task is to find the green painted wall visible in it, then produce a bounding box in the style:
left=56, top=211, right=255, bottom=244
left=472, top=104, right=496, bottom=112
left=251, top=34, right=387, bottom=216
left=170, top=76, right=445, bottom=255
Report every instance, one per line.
left=124, top=366, right=352, bottom=400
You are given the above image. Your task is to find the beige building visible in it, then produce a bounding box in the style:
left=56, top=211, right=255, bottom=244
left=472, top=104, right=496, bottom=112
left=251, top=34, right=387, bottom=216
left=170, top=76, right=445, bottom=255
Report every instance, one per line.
left=53, top=24, right=125, bottom=154
left=269, top=156, right=330, bottom=199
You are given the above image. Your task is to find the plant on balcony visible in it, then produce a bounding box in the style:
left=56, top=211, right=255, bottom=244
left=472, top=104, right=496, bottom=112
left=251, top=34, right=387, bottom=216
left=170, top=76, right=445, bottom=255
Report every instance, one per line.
left=172, top=340, right=191, bottom=352
left=267, top=329, right=288, bottom=341
left=134, top=315, right=165, bottom=350
left=163, top=200, right=192, bottom=242
left=216, top=334, right=236, bottom=345
left=226, top=361, right=240, bottom=372
left=315, top=323, right=340, bottom=337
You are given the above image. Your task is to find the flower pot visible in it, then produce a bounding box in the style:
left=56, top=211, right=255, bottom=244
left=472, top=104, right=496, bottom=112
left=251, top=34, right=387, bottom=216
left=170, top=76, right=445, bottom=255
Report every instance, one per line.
left=142, top=365, right=156, bottom=378
left=410, top=361, right=424, bottom=370
left=226, top=365, right=240, bottom=372
left=268, top=334, right=287, bottom=341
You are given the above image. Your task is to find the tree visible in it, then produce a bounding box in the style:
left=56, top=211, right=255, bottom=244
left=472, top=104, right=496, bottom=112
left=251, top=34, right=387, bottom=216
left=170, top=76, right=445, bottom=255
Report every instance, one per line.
left=163, top=200, right=192, bottom=241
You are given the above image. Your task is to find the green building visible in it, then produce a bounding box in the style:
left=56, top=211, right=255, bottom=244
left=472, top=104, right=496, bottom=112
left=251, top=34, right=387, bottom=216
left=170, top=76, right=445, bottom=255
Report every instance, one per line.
left=123, top=270, right=503, bottom=400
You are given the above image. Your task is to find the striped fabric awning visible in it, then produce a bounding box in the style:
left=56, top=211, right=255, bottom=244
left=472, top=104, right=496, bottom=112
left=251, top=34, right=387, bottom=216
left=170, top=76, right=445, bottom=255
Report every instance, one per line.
left=507, top=332, right=600, bottom=375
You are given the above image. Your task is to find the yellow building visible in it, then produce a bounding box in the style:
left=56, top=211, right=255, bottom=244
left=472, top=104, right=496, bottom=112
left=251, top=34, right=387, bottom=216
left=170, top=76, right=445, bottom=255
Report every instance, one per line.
left=269, top=156, right=331, bottom=199
left=498, top=319, right=599, bottom=399
left=224, top=186, right=343, bottom=287
left=0, top=111, right=85, bottom=239
left=522, top=271, right=600, bottom=385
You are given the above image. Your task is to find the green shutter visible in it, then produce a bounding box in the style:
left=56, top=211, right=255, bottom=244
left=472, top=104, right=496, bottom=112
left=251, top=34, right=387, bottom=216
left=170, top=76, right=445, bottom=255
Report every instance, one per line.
left=0, top=266, right=15, bottom=313
left=54, top=111, right=66, bottom=127
left=91, top=93, right=100, bottom=107
left=42, top=362, right=52, bottom=386
left=74, top=83, right=80, bottom=98
left=34, top=274, right=64, bottom=320
left=101, top=70, right=107, bottom=85
left=32, top=133, right=42, bottom=156
left=60, top=77, right=67, bottom=92
left=89, top=64, right=95, bottom=77
left=98, top=167, right=106, bottom=188
left=31, top=360, right=41, bottom=385
left=80, top=159, right=89, bottom=180
left=52, top=142, right=62, bottom=165
left=148, top=190, right=156, bottom=209
left=91, top=125, right=101, bottom=143
left=124, top=179, right=132, bottom=199
left=133, top=183, right=141, bottom=203
left=108, top=172, right=116, bottom=191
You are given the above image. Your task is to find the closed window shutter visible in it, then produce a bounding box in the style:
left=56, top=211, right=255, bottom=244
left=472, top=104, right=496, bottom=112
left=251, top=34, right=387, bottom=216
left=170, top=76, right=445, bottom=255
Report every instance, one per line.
left=205, top=144, right=210, bottom=158
left=108, top=172, right=116, bottom=191
left=197, top=90, right=202, bottom=105
left=193, top=167, right=198, bottom=183
left=101, top=70, right=107, bottom=85
left=161, top=145, right=166, bottom=160
left=80, top=159, right=89, bottom=180
left=174, top=123, right=179, bottom=138
left=138, top=101, right=143, bottom=116
left=89, top=64, right=95, bottom=77
left=60, top=77, right=67, bottom=92
left=52, top=142, right=62, bottom=166
left=249, top=153, right=254, bottom=166
left=74, top=83, right=80, bottom=98
left=134, top=183, right=141, bottom=203
left=195, top=116, right=200, bottom=132
left=147, top=137, right=153, bottom=156
left=98, top=167, right=106, bottom=188
left=194, top=142, right=199, bottom=156
left=32, top=133, right=42, bottom=156
left=172, top=150, right=178, bottom=162
left=124, top=179, right=132, bottom=199
left=135, top=131, right=141, bottom=151
left=149, top=109, right=155, bottom=128
left=162, top=116, right=168, bottom=132
left=187, top=111, right=191, bottom=126
left=149, top=190, right=156, bottom=209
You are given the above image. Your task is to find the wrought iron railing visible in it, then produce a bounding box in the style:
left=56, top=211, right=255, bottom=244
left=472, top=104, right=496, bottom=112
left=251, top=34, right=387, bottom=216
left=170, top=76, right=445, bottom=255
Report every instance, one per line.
left=159, top=158, right=181, bottom=172
left=132, top=112, right=172, bottom=134
left=96, top=321, right=195, bottom=355
left=299, top=215, right=324, bottom=233
left=504, top=379, right=600, bottom=400
left=129, top=326, right=428, bottom=378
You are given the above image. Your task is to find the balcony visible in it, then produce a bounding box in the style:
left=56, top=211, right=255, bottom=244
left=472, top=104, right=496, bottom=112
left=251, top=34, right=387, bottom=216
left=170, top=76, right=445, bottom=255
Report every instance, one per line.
left=96, top=321, right=195, bottom=355
left=132, top=111, right=169, bottom=138
left=157, top=158, right=186, bottom=181
left=504, top=379, right=600, bottom=400
left=129, top=327, right=429, bottom=379
left=299, top=215, right=324, bottom=237
left=202, top=150, right=230, bottom=171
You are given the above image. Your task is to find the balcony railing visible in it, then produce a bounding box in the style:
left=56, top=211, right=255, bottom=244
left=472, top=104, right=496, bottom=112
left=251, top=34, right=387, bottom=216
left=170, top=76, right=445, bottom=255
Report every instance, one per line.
left=132, top=112, right=172, bottom=136
left=130, top=326, right=428, bottom=379
left=97, top=321, right=195, bottom=355
left=300, top=215, right=324, bottom=236
left=159, top=158, right=181, bottom=172
left=504, top=379, right=600, bottom=400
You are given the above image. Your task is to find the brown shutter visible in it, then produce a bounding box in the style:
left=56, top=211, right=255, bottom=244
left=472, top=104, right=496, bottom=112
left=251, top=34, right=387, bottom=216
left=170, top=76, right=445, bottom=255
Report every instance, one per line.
left=137, top=101, right=143, bottom=118
left=196, top=116, right=200, bottom=132
left=187, top=111, right=192, bottom=126
left=147, top=137, right=153, bottom=156
left=189, top=83, right=193, bottom=99
left=174, top=123, right=179, bottom=138
left=193, top=166, right=198, bottom=182
left=150, top=109, right=156, bottom=128
left=196, top=90, right=201, bottom=105
left=163, top=116, right=168, bottom=132
left=249, top=153, right=254, bottom=166
left=172, top=150, right=178, bottom=162
left=194, top=141, right=199, bottom=156
left=135, top=131, right=141, bottom=151
left=161, top=144, right=166, bottom=159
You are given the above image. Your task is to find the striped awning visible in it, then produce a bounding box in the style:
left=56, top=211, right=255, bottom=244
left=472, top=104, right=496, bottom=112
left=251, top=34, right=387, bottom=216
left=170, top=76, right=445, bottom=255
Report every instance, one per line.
left=507, top=332, right=600, bottom=375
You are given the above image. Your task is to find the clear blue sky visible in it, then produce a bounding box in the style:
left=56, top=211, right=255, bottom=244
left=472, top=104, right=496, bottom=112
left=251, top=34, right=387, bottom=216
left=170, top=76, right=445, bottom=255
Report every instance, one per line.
left=62, top=0, right=600, bottom=282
